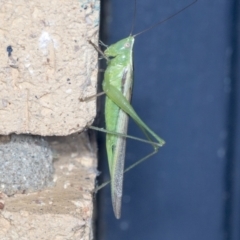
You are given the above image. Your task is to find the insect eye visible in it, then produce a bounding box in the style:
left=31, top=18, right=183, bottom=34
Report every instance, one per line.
left=125, top=42, right=131, bottom=48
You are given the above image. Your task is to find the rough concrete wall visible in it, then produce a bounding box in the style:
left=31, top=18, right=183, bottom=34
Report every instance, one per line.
left=0, top=0, right=99, bottom=135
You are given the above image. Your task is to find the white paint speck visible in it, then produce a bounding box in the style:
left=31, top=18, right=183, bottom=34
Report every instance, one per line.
left=68, top=164, right=75, bottom=171
left=53, top=175, right=58, bottom=182
left=66, top=89, right=72, bottom=94
left=63, top=181, right=70, bottom=189
left=39, top=31, right=51, bottom=49
left=71, top=200, right=83, bottom=208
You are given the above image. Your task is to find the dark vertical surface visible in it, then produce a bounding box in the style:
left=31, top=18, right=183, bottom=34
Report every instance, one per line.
left=225, top=0, right=240, bottom=240
left=97, top=0, right=240, bottom=240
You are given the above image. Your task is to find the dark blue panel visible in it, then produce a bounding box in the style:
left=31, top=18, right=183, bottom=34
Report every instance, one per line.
left=97, top=0, right=240, bottom=240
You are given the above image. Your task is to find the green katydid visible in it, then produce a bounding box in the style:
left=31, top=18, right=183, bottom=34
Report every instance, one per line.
left=88, top=0, right=197, bottom=219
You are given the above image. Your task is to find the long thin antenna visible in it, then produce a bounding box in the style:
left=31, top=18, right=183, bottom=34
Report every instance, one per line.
left=130, top=0, right=137, bottom=35
left=133, top=0, right=197, bottom=37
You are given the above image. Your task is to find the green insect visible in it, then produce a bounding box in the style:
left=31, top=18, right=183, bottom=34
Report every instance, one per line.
left=89, top=0, right=197, bottom=219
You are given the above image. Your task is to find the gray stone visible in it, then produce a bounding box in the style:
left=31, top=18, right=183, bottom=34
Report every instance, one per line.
left=0, top=135, right=53, bottom=195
